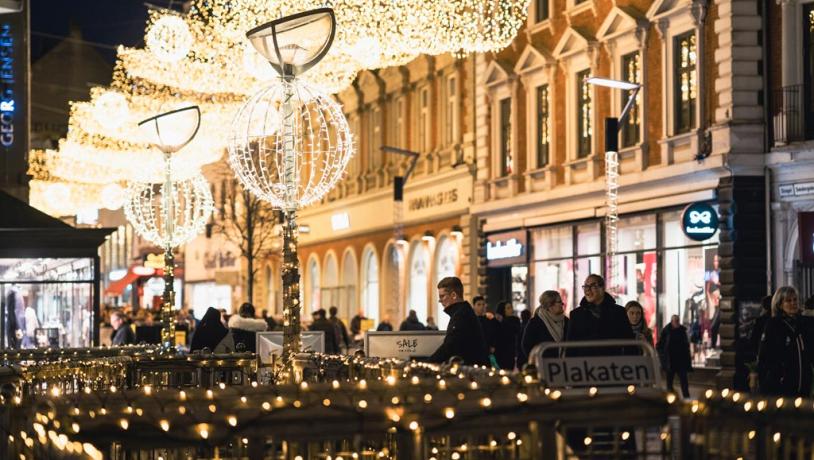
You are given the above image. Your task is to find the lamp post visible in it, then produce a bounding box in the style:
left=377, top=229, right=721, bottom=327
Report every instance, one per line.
left=136, top=105, right=203, bottom=351
left=585, top=77, right=641, bottom=291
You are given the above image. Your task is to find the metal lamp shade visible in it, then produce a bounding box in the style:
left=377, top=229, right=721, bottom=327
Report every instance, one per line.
left=138, top=106, right=201, bottom=154
left=246, top=8, right=335, bottom=78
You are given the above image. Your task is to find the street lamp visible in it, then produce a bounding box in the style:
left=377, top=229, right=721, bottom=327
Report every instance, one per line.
left=230, top=9, right=351, bottom=366
left=585, top=76, right=641, bottom=292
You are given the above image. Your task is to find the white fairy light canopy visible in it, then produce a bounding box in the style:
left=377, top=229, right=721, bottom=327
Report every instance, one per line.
left=228, top=78, right=353, bottom=209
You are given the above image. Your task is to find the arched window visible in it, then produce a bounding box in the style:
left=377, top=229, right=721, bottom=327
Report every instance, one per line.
left=306, top=256, right=321, bottom=316
left=340, top=249, right=357, bottom=321
left=383, top=243, right=404, bottom=322
left=322, top=252, right=339, bottom=311
left=434, top=236, right=460, bottom=330
left=408, top=242, right=430, bottom=323
left=361, top=248, right=379, bottom=325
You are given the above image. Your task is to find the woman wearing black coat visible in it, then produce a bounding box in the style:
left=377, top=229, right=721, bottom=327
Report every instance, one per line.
left=190, top=307, right=229, bottom=352
left=657, top=315, right=692, bottom=397
left=521, top=290, right=568, bottom=364
left=758, top=286, right=813, bottom=397
left=494, top=301, right=522, bottom=370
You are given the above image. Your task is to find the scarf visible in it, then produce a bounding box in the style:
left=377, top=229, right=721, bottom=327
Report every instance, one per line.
left=537, top=307, right=565, bottom=343
left=631, top=320, right=645, bottom=340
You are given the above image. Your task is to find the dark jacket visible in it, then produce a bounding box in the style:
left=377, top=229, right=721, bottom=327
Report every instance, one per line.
left=566, top=293, right=635, bottom=356
left=399, top=317, right=426, bottom=331
left=428, top=301, right=489, bottom=366
left=749, top=313, right=771, bottom=359
left=757, top=314, right=813, bottom=397
left=656, top=324, right=692, bottom=372
left=478, top=315, right=499, bottom=352
left=495, top=316, right=522, bottom=370
left=310, top=317, right=340, bottom=354
left=521, top=315, right=570, bottom=363
left=350, top=314, right=365, bottom=336
left=190, top=307, right=228, bottom=352
left=330, top=316, right=350, bottom=348
left=112, top=324, right=136, bottom=346
left=376, top=321, right=394, bottom=331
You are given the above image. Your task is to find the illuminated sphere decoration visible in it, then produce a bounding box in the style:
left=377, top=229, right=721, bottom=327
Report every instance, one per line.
left=101, top=183, right=127, bottom=210
left=228, top=78, right=354, bottom=209
left=146, top=15, right=193, bottom=63
left=92, top=91, right=130, bottom=131
left=124, top=172, right=214, bottom=248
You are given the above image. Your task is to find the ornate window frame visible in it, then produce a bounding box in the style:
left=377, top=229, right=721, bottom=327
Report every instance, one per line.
left=482, top=60, right=519, bottom=199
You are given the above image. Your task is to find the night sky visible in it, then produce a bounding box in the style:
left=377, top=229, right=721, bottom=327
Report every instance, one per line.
left=30, top=0, right=181, bottom=63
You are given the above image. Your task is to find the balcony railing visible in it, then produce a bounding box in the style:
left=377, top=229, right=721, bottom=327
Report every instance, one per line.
left=772, top=84, right=808, bottom=145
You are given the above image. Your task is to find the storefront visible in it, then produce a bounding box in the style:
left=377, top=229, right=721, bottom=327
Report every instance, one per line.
left=485, top=203, right=721, bottom=368
left=0, top=190, right=113, bottom=348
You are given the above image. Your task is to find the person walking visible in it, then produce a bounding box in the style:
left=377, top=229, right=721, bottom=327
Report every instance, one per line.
left=399, top=310, right=426, bottom=331
left=625, top=300, right=654, bottom=346
left=428, top=277, right=489, bottom=366
left=227, top=303, right=269, bottom=332
left=566, top=274, right=634, bottom=355
left=757, top=286, right=813, bottom=397
left=472, top=295, right=498, bottom=356
left=494, top=301, right=521, bottom=370
left=426, top=316, right=439, bottom=330
left=110, top=311, right=136, bottom=346
left=350, top=308, right=367, bottom=340
left=521, top=290, right=568, bottom=363
left=190, top=307, right=230, bottom=352
left=657, top=315, right=692, bottom=397
left=310, top=309, right=340, bottom=354
left=328, top=306, right=350, bottom=352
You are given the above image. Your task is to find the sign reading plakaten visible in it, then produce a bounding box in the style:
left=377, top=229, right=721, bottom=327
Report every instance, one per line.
left=365, top=331, right=446, bottom=359
left=543, top=356, right=655, bottom=387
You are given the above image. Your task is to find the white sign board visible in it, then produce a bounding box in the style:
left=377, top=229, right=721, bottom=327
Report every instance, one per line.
left=542, top=356, right=656, bottom=387
left=364, top=331, right=446, bottom=359
left=778, top=182, right=814, bottom=198
left=256, top=331, right=325, bottom=364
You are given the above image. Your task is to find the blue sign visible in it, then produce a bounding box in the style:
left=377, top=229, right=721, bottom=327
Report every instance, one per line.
left=681, top=202, right=719, bottom=241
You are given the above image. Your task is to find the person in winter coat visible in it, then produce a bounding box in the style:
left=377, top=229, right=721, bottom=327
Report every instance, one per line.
left=350, top=309, right=367, bottom=339
left=376, top=315, right=394, bottom=331
left=494, top=301, right=521, bottom=370
left=749, top=295, right=773, bottom=361
left=522, top=290, right=569, bottom=363
left=310, top=309, right=339, bottom=354
left=758, top=286, right=813, bottom=397
left=227, top=303, right=269, bottom=332
left=566, top=274, right=635, bottom=356
left=473, top=296, right=498, bottom=355
left=110, top=311, right=136, bottom=346
left=426, top=316, right=439, bottom=330
left=328, top=306, right=350, bottom=351
left=625, top=300, right=654, bottom=346
left=399, top=310, right=426, bottom=331
left=657, top=315, right=692, bottom=397
left=190, top=307, right=230, bottom=352
left=428, top=277, right=489, bottom=366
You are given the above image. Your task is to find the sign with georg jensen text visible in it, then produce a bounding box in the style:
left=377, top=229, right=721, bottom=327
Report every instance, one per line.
left=681, top=202, right=719, bottom=242
left=365, top=331, right=446, bottom=359
left=543, top=356, right=656, bottom=387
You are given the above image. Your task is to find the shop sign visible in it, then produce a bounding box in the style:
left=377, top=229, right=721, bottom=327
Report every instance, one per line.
left=364, top=331, right=447, bottom=359
left=486, top=230, right=527, bottom=267
left=331, top=212, right=350, bottom=231
left=408, top=188, right=459, bottom=211
left=681, top=202, right=718, bottom=241
left=778, top=182, right=814, bottom=198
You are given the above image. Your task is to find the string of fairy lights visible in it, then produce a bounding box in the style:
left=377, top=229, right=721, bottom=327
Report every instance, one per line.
left=28, top=0, right=529, bottom=217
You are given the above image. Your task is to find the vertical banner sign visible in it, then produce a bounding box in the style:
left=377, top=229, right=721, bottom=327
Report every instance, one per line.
left=0, top=3, right=29, bottom=200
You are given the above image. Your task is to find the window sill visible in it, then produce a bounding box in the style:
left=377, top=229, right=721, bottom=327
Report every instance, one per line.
left=528, top=18, right=553, bottom=36
left=564, top=154, right=602, bottom=184
left=489, top=174, right=519, bottom=200
left=618, top=143, right=648, bottom=173
left=524, top=165, right=559, bottom=192
left=658, top=129, right=701, bottom=166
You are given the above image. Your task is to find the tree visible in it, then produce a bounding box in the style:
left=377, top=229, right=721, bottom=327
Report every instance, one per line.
left=210, top=162, right=281, bottom=305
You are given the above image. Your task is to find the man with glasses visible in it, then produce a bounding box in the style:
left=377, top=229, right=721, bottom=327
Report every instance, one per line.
left=566, top=274, right=634, bottom=356
left=428, top=277, right=490, bottom=366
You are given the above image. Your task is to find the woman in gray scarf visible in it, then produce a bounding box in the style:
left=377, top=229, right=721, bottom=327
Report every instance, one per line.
left=520, top=290, right=569, bottom=364
left=625, top=300, right=654, bottom=346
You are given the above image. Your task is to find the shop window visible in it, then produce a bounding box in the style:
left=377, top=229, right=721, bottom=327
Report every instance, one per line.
left=384, top=245, right=403, bottom=322
left=532, top=226, right=573, bottom=260
left=577, top=222, right=601, bottom=255
left=0, top=258, right=95, bottom=349
left=395, top=97, right=405, bottom=148
left=536, top=85, right=551, bottom=167
left=621, top=52, right=641, bottom=148
left=617, top=214, right=657, bottom=252
left=674, top=31, right=697, bottom=134
left=408, top=243, right=430, bottom=323
left=499, top=97, right=513, bottom=176
left=434, top=237, right=460, bottom=330
left=576, top=69, right=593, bottom=158
left=307, top=257, right=321, bottom=316
left=362, top=249, right=379, bottom=325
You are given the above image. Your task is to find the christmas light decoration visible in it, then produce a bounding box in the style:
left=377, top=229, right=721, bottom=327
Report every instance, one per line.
left=146, top=14, right=193, bottom=63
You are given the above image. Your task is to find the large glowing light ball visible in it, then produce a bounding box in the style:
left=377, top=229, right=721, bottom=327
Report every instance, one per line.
left=146, top=15, right=193, bottom=63
left=227, top=78, right=354, bottom=209
left=92, top=91, right=130, bottom=131
left=124, top=172, right=214, bottom=248
left=101, top=183, right=126, bottom=210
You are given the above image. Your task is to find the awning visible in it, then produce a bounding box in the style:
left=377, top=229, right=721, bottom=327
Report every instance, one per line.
left=104, top=265, right=151, bottom=297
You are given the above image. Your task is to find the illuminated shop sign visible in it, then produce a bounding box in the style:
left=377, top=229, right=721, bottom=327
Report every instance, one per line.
left=681, top=202, right=719, bottom=241
left=331, top=212, right=350, bottom=231
left=486, top=230, right=527, bottom=267
left=0, top=22, right=15, bottom=148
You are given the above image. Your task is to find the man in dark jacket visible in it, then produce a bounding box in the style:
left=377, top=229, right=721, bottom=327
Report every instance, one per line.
left=350, top=309, right=366, bottom=339
left=328, top=306, right=350, bottom=351
left=399, top=310, right=426, bottom=331
left=473, top=296, right=498, bottom=355
left=310, top=309, right=339, bottom=354
left=657, top=315, right=692, bottom=397
left=428, top=277, right=489, bottom=366
left=566, top=274, right=635, bottom=356
left=111, top=311, right=136, bottom=346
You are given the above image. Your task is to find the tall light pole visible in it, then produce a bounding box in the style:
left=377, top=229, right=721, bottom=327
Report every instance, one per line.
left=585, top=77, right=641, bottom=291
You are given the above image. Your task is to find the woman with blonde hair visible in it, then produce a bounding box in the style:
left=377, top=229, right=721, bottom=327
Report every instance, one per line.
left=521, top=290, right=569, bottom=362
left=757, top=286, right=813, bottom=396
